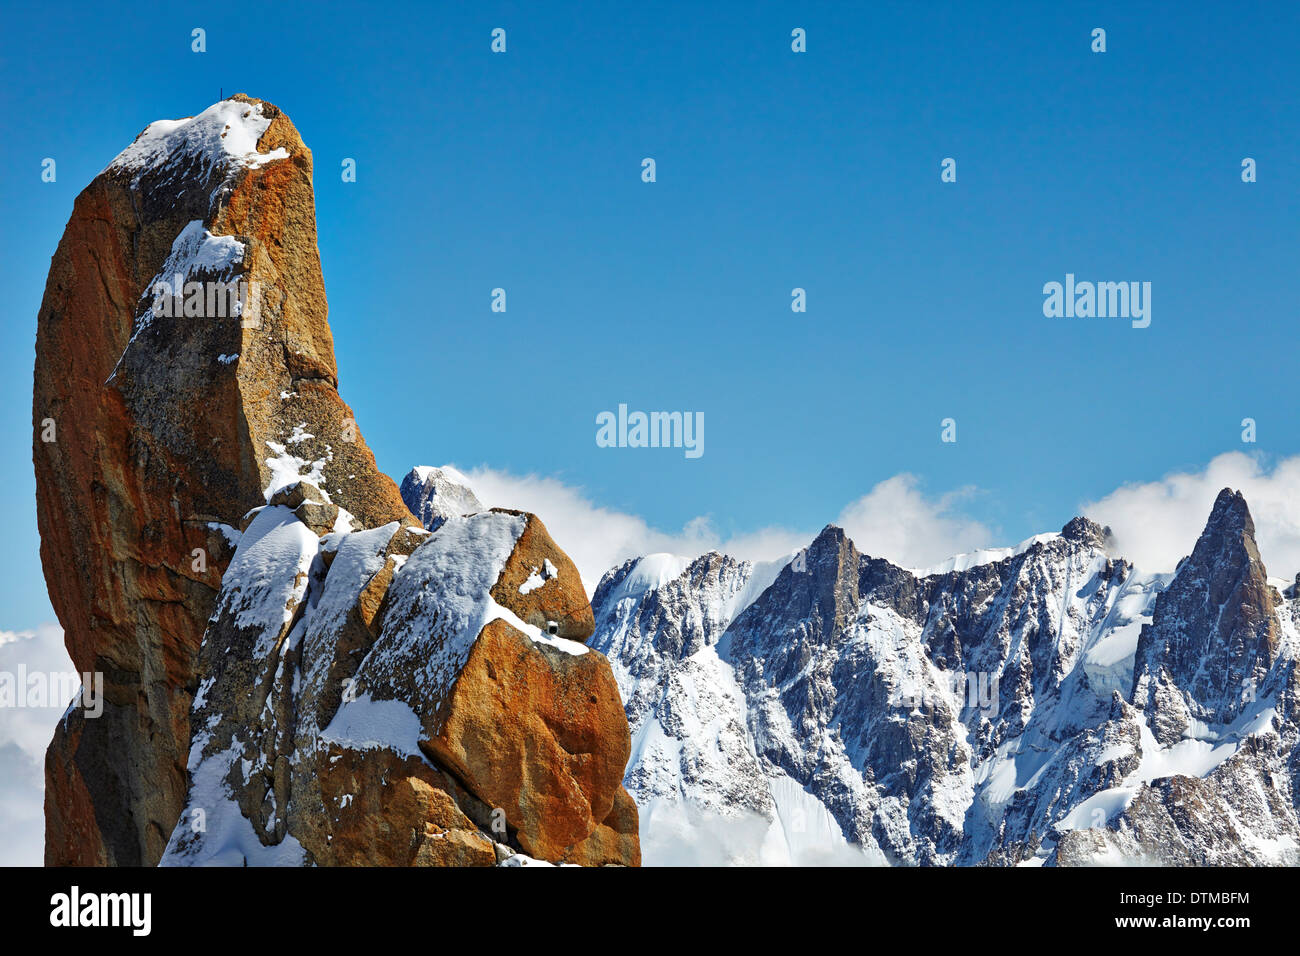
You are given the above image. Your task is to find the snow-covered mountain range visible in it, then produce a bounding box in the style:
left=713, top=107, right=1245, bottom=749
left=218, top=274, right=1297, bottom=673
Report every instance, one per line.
left=408, top=465, right=1300, bottom=864
left=582, top=489, right=1300, bottom=865
left=404, top=465, right=1300, bottom=865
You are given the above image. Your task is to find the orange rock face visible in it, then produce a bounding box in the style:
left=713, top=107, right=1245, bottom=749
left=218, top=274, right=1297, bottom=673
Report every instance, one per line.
left=491, top=511, right=596, bottom=642
left=422, top=619, right=639, bottom=866
left=299, top=744, right=498, bottom=868
left=35, top=95, right=638, bottom=867
left=35, top=96, right=410, bottom=866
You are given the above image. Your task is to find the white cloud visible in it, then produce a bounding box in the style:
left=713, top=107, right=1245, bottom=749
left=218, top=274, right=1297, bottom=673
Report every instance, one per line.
left=0, top=743, right=45, bottom=868
left=461, top=466, right=997, bottom=590
left=1081, top=452, right=1300, bottom=578
left=465, top=457, right=1300, bottom=586
left=638, top=799, right=882, bottom=867
left=463, top=466, right=801, bottom=592
left=834, top=475, right=996, bottom=569
left=0, top=623, right=73, bottom=761
left=0, top=622, right=72, bottom=866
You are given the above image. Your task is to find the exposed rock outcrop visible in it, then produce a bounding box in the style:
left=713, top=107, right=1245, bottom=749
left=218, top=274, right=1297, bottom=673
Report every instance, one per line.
left=35, top=97, right=638, bottom=867
left=1131, top=488, right=1279, bottom=744
left=399, top=465, right=483, bottom=531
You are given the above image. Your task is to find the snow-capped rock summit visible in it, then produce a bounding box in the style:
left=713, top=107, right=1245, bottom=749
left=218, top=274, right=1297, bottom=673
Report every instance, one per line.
left=1132, top=488, right=1280, bottom=744
left=399, top=465, right=483, bottom=531
left=35, top=97, right=638, bottom=867
left=591, top=500, right=1300, bottom=865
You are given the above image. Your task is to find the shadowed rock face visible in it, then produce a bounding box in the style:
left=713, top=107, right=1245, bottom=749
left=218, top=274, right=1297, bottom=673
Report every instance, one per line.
left=1132, top=488, right=1279, bottom=745
left=35, top=96, right=637, bottom=867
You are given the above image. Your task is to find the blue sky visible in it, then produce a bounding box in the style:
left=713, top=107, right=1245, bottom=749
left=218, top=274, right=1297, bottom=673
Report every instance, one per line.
left=2, top=1, right=1298, bottom=628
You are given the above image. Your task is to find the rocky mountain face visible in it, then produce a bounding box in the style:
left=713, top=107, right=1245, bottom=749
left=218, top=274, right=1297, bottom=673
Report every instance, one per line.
left=590, top=494, right=1300, bottom=866
left=400, top=466, right=483, bottom=531
left=1132, top=489, right=1280, bottom=744
left=34, top=97, right=638, bottom=867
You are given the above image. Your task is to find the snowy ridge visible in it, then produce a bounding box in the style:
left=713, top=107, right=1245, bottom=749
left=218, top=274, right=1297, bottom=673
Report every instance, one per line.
left=591, top=500, right=1300, bottom=866
left=399, top=465, right=485, bottom=532
left=909, top=532, right=1061, bottom=577
left=105, top=99, right=288, bottom=188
